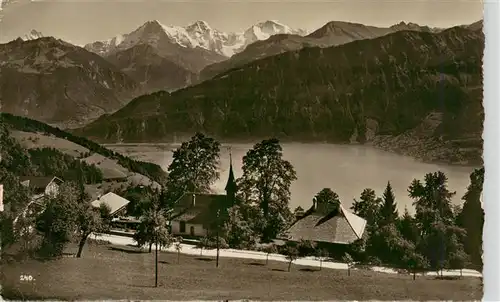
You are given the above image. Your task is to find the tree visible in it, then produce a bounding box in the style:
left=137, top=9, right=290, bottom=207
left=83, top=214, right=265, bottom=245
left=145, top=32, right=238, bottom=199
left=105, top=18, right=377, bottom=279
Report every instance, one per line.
left=174, top=237, right=183, bottom=264
left=366, top=223, right=415, bottom=267
left=351, top=188, right=382, bottom=227
left=315, top=248, right=329, bottom=271
left=74, top=183, right=111, bottom=258
left=342, top=253, right=354, bottom=276
left=75, top=202, right=111, bottom=258
left=408, top=171, right=463, bottom=270
left=297, top=239, right=317, bottom=257
left=409, top=171, right=456, bottom=233
left=223, top=205, right=258, bottom=249
left=197, top=235, right=210, bottom=256
left=397, top=208, right=420, bottom=245
left=165, top=133, right=221, bottom=200
left=282, top=243, right=300, bottom=272
left=238, top=138, right=297, bottom=241
left=133, top=194, right=173, bottom=253
left=35, top=184, right=78, bottom=258
left=456, top=167, right=484, bottom=269
left=379, top=182, right=398, bottom=226
left=404, top=252, right=429, bottom=280
left=448, top=249, right=469, bottom=278
left=313, top=188, right=340, bottom=208
left=122, top=185, right=157, bottom=218
left=293, top=206, right=305, bottom=220
left=260, top=244, right=278, bottom=265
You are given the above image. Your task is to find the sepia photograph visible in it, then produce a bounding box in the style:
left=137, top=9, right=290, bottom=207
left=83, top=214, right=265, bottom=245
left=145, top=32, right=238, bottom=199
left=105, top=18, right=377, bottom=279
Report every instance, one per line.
left=0, top=0, right=485, bottom=300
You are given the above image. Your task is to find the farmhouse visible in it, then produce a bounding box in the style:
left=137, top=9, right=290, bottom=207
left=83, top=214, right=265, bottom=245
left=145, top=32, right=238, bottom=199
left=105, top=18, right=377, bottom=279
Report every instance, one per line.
left=284, top=198, right=367, bottom=258
left=19, top=176, right=64, bottom=197
left=170, top=159, right=238, bottom=238
left=91, top=192, right=131, bottom=217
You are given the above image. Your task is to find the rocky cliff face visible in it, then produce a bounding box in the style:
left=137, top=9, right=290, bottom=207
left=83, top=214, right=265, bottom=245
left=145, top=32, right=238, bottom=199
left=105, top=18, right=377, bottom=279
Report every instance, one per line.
left=74, top=27, right=484, bottom=165
left=0, top=37, right=140, bottom=127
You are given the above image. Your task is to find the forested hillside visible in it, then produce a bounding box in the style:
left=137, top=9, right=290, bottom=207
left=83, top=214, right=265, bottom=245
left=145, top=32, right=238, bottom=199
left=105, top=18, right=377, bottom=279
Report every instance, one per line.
left=75, top=27, right=483, bottom=165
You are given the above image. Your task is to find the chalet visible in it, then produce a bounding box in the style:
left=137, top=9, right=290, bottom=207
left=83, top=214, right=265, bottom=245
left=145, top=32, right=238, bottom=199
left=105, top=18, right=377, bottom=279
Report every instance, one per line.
left=283, top=198, right=367, bottom=258
left=17, top=176, right=64, bottom=219
left=19, top=176, right=64, bottom=197
left=170, top=156, right=238, bottom=238
left=91, top=192, right=131, bottom=217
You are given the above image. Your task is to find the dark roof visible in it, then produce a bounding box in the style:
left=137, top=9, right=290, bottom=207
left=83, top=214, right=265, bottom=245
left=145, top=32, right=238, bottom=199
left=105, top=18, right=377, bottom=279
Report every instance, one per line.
left=284, top=202, right=367, bottom=245
left=224, top=158, right=237, bottom=193
left=19, top=176, right=63, bottom=189
left=171, top=192, right=229, bottom=228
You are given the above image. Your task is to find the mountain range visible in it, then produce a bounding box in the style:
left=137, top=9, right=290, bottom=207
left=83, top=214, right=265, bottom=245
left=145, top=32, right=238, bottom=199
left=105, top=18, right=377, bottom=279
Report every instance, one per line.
left=73, top=25, right=484, bottom=165
left=84, top=20, right=307, bottom=58
left=0, top=37, right=140, bottom=127
left=199, top=21, right=442, bottom=81
left=0, top=19, right=484, bottom=165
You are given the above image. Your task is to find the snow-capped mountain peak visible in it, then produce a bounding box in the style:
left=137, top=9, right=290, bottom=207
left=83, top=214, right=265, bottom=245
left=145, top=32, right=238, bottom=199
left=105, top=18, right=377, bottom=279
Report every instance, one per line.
left=84, top=19, right=307, bottom=58
left=186, top=20, right=212, bottom=33
left=22, top=29, right=44, bottom=41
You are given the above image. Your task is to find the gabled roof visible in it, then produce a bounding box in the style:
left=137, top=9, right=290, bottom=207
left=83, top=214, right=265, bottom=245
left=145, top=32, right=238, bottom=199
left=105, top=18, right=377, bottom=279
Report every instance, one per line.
left=19, top=176, right=63, bottom=189
left=91, top=192, right=130, bottom=215
left=171, top=192, right=229, bottom=228
left=284, top=202, right=367, bottom=245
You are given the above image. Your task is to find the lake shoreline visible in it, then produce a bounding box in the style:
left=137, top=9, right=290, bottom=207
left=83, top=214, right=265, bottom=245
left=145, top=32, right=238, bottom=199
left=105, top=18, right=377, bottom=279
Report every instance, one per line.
left=104, top=142, right=475, bottom=214
left=103, top=140, right=481, bottom=170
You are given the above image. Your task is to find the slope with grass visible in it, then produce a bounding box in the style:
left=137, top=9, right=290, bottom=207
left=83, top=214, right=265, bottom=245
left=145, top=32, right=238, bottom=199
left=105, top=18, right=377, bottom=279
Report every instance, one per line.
left=0, top=242, right=482, bottom=301
left=1, top=113, right=167, bottom=184
left=75, top=27, right=484, bottom=165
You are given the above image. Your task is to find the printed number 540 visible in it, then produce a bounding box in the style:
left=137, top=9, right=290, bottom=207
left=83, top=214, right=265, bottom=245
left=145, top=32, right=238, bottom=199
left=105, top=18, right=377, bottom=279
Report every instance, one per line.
left=20, top=275, right=34, bottom=282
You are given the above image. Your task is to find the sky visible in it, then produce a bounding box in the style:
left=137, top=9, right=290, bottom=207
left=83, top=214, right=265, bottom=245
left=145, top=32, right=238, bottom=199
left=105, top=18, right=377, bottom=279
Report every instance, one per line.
left=0, top=0, right=484, bottom=45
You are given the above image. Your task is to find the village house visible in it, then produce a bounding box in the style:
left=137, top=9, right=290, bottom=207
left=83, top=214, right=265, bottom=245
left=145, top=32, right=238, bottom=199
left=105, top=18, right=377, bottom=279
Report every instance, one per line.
left=170, top=158, right=238, bottom=238
left=91, top=192, right=136, bottom=232
left=283, top=198, right=367, bottom=259
left=91, top=192, right=131, bottom=218
left=17, top=176, right=64, bottom=217
left=19, top=176, right=64, bottom=198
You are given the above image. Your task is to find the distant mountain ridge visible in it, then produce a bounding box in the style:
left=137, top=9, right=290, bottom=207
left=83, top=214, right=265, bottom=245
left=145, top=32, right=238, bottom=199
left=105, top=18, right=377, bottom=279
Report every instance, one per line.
left=84, top=19, right=307, bottom=58
left=74, top=26, right=484, bottom=165
left=199, top=20, right=446, bottom=81
left=0, top=37, right=140, bottom=127
left=21, top=29, right=44, bottom=41
left=81, top=19, right=307, bottom=94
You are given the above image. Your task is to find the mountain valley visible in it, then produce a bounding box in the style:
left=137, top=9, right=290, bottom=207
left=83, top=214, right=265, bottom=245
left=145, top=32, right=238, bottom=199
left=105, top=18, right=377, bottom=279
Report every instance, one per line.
left=73, top=25, right=484, bottom=165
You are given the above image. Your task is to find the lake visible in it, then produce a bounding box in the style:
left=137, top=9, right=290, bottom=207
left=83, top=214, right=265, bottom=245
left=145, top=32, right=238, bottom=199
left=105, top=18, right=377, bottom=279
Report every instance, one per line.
left=105, top=143, right=475, bottom=214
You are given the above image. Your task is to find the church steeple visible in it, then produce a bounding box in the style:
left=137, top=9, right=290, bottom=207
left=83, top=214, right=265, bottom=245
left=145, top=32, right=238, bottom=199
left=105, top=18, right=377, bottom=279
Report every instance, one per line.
left=225, top=148, right=237, bottom=201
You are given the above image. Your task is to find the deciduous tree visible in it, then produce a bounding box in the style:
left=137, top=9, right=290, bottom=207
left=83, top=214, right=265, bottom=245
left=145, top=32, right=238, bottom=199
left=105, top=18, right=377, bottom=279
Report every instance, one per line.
left=315, top=248, right=329, bottom=271
left=282, top=242, right=300, bottom=272
left=174, top=237, right=183, bottom=263
left=313, top=188, right=340, bottom=208
left=260, top=244, right=278, bottom=265
left=342, top=252, right=354, bottom=276
left=404, top=251, right=429, bottom=280
left=36, top=184, right=79, bottom=258
left=238, top=138, right=297, bottom=241
left=133, top=195, right=173, bottom=253
left=223, top=205, right=258, bottom=249
left=165, top=133, right=221, bottom=201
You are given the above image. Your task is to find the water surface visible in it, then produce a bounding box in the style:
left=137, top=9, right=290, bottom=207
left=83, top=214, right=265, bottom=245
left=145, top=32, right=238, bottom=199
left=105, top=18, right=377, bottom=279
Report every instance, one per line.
left=106, top=143, right=474, bottom=214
